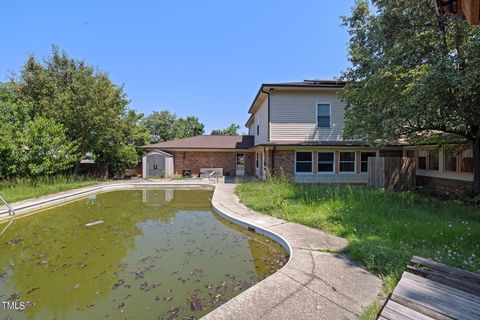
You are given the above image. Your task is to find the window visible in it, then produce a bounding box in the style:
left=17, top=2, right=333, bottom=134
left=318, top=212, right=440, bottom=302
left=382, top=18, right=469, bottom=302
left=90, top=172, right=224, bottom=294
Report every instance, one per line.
left=317, top=103, right=330, bottom=128
left=317, top=152, right=335, bottom=172
left=339, top=152, right=355, bottom=172
left=295, top=151, right=312, bottom=173
left=428, top=149, right=439, bottom=171
left=418, top=150, right=427, bottom=170
left=256, top=116, right=260, bottom=136
left=460, top=148, right=473, bottom=173
left=255, top=153, right=259, bottom=169
left=444, top=148, right=457, bottom=172
left=360, top=152, right=376, bottom=173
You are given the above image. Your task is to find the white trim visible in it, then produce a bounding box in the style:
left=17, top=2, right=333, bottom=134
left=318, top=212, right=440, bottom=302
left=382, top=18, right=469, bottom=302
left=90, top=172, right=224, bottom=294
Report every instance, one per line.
left=294, top=150, right=313, bottom=174
left=339, top=151, right=356, bottom=174
left=317, top=151, right=335, bottom=174
left=142, top=156, right=147, bottom=178
left=146, top=149, right=173, bottom=157
left=316, top=102, right=332, bottom=128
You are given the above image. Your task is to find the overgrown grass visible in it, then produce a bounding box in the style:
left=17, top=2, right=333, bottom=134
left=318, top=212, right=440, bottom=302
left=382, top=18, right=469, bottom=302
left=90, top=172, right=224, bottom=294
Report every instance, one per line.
left=236, top=179, right=480, bottom=294
left=0, top=175, right=100, bottom=203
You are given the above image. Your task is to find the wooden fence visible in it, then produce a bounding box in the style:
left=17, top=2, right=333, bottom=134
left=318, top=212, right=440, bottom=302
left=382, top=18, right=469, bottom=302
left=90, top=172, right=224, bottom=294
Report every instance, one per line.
left=368, top=157, right=416, bottom=191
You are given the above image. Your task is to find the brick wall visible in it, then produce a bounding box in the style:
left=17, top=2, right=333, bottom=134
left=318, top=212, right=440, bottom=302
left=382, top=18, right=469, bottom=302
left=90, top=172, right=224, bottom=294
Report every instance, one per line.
left=170, top=151, right=255, bottom=177
left=245, top=152, right=255, bottom=176
left=416, top=175, right=472, bottom=197
left=272, top=150, right=294, bottom=178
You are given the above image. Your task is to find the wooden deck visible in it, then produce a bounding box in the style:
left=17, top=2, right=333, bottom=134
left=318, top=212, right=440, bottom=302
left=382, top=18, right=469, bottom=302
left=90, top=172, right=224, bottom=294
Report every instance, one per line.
left=378, top=256, right=480, bottom=320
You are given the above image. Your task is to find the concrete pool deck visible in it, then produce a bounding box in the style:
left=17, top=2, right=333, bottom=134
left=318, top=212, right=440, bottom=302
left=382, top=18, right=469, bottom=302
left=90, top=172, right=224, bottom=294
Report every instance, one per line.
left=0, top=179, right=383, bottom=319
left=207, top=183, right=382, bottom=320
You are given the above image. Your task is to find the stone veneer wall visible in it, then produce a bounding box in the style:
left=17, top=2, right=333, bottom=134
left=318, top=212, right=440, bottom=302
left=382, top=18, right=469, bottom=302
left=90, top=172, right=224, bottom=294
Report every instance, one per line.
left=416, top=175, right=472, bottom=197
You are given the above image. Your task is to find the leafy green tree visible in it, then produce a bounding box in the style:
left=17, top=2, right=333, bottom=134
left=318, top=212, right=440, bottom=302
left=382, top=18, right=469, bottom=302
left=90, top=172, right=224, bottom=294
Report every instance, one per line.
left=173, top=116, right=205, bottom=139
left=15, top=117, right=79, bottom=177
left=99, top=143, right=139, bottom=178
left=0, top=83, right=78, bottom=178
left=211, top=123, right=240, bottom=135
left=12, top=46, right=146, bottom=176
left=142, top=110, right=176, bottom=143
left=0, top=83, right=19, bottom=177
left=142, top=112, right=205, bottom=143
left=341, top=0, right=480, bottom=195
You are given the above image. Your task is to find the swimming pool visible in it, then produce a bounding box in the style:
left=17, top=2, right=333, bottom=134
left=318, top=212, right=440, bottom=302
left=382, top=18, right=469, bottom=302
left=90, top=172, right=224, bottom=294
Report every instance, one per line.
left=0, top=188, right=288, bottom=319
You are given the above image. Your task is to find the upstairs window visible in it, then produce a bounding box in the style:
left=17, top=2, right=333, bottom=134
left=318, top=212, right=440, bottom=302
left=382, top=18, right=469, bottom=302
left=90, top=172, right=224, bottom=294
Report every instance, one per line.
left=360, top=152, right=376, bottom=173
left=317, top=103, right=331, bottom=128
left=339, top=152, right=355, bottom=172
left=256, top=115, right=260, bottom=136
left=317, top=152, right=335, bottom=173
left=295, top=151, right=312, bottom=173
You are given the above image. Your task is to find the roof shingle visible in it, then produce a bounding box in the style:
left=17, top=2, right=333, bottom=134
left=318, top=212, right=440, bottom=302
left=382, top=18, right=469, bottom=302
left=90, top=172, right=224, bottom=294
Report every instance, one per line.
left=143, top=135, right=255, bottom=150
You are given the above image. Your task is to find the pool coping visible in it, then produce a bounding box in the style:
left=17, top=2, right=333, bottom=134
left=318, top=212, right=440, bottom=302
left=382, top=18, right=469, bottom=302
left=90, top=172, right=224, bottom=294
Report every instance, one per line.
left=0, top=181, right=383, bottom=319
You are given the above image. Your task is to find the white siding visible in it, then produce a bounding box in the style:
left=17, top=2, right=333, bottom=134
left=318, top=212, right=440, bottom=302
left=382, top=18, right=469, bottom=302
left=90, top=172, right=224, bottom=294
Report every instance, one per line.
left=270, top=91, right=345, bottom=141
left=252, top=98, right=269, bottom=145
left=248, top=123, right=254, bottom=136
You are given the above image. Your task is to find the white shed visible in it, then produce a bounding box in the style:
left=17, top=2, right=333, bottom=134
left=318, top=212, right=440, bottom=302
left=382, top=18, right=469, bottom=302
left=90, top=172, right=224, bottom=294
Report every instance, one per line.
left=142, top=149, right=173, bottom=178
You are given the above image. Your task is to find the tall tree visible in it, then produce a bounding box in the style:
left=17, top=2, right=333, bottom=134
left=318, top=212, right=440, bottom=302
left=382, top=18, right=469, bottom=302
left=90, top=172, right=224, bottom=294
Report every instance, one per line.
left=12, top=46, right=147, bottom=176
left=173, top=116, right=205, bottom=139
left=142, top=110, right=177, bottom=143
left=211, top=123, right=240, bottom=136
left=341, top=0, right=480, bottom=195
left=142, top=112, right=205, bottom=143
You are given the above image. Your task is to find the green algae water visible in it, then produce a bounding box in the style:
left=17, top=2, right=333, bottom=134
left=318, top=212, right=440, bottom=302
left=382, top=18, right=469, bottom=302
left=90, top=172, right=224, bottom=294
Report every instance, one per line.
left=0, top=188, right=288, bottom=320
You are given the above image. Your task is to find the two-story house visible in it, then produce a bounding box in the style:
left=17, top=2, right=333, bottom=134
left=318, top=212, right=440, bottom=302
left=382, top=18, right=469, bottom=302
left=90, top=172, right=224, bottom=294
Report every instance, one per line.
left=143, top=80, right=474, bottom=194
left=243, top=80, right=405, bottom=183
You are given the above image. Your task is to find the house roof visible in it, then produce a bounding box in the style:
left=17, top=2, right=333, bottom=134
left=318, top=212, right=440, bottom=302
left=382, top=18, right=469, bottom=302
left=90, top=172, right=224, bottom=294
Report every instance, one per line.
left=142, top=135, right=255, bottom=150
left=261, top=79, right=346, bottom=88
left=246, top=79, right=346, bottom=126
left=255, top=140, right=406, bottom=147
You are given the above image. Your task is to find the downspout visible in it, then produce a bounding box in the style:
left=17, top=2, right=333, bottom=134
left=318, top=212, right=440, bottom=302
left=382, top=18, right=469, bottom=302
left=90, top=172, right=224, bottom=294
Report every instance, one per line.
left=261, top=87, right=272, bottom=142
left=263, top=146, right=266, bottom=179
left=272, top=146, right=276, bottom=176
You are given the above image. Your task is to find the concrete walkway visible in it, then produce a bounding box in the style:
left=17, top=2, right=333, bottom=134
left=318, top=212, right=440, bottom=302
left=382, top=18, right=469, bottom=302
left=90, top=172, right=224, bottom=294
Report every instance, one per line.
left=206, top=183, right=382, bottom=320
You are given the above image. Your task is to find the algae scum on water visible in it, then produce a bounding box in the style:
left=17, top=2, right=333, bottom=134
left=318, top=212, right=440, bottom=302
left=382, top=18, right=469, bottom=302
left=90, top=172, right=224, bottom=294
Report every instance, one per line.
left=0, top=188, right=288, bottom=319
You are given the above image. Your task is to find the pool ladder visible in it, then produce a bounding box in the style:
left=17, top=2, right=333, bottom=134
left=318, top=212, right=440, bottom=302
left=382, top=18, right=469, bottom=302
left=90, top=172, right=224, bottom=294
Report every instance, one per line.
left=0, top=195, right=15, bottom=216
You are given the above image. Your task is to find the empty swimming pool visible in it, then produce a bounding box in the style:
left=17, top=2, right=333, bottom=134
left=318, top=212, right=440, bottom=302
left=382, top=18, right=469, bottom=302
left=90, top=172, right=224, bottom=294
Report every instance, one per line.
left=0, top=188, right=288, bottom=319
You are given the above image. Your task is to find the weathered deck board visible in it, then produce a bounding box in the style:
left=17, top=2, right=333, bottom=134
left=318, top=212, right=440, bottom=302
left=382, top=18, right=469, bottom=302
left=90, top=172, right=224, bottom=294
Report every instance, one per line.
left=378, top=256, right=480, bottom=320
left=382, top=300, right=435, bottom=320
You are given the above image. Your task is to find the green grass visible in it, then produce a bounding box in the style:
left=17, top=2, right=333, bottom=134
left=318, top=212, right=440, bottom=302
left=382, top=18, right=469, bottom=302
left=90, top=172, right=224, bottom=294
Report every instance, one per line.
left=236, top=179, right=480, bottom=295
left=0, top=175, right=100, bottom=203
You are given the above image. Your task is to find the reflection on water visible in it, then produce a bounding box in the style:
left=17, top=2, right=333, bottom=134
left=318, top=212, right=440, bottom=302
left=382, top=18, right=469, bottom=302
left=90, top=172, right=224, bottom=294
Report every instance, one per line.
left=0, top=188, right=288, bottom=319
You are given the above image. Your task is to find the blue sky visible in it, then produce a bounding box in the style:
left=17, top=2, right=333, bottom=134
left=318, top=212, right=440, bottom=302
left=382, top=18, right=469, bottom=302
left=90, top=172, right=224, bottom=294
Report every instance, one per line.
left=0, top=0, right=355, bottom=133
